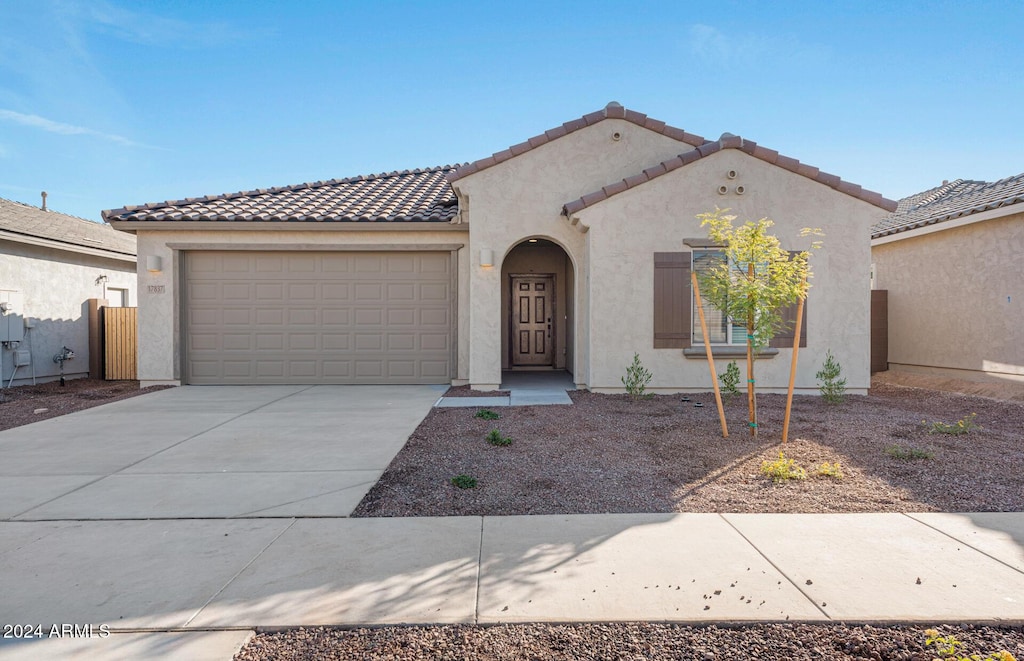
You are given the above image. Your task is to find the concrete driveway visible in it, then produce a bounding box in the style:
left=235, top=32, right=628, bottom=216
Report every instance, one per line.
left=0, top=385, right=442, bottom=520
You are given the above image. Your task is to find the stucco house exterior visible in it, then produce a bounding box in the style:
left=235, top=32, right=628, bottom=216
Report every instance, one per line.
left=871, top=173, right=1024, bottom=385
left=104, top=103, right=894, bottom=393
left=1, top=196, right=137, bottom=386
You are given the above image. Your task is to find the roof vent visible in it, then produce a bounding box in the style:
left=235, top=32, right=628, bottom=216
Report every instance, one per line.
left=41, top=191, right=47, bottom=211
left=942, top=180, right=949, bottom=185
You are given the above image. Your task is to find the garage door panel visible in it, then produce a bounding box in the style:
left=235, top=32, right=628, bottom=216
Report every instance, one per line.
left=185, top=251, right=453, bottom=384
left=254, top=282, right=284, bottom=301
left=254, top=309, right=284, bottom=325
left=222, top=309, right=252, bottom=325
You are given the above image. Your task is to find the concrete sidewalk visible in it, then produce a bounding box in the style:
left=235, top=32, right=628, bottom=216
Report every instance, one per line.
left=2, top=512, right=1024, bottom=659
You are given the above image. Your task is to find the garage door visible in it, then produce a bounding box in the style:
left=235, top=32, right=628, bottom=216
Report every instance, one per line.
left=184, top=251, right=453, bottom=384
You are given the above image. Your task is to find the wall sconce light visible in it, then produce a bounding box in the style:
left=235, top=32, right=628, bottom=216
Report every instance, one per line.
left=146, top=255, right=163, bottom=273
left=479, top=249, right=494, bottom=268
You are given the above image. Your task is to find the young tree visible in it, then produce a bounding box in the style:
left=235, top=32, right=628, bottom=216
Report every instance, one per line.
left=696, top=208, right=821, bottom=437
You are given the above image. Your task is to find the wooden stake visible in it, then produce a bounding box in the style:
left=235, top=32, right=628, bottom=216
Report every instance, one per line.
left=747, top=263, right=756, bottom=437
left=691, top=272, right=729, bottom=438
left=781, top=275, right=808, bottom=444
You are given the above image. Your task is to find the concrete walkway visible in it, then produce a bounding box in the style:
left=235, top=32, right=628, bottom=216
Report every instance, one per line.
left=436, top=370, right=575, bottom=407
left=2, top=511, right=1024, bottom=658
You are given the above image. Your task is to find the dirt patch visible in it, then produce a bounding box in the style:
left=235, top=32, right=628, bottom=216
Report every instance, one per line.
left=443, top=385, right=511, bottom=397
left=0, top=379, right=171, bottom=432
left=354, top=382, right=1024, bottom=516
left=236, top=622, right=1024, bottom=661
left=874, top=369, right=1024, bottom=403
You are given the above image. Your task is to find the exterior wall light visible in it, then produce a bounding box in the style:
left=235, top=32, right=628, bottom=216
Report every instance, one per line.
left=479, top=249, right=494, bottom=268
left=146, top=255, right=163, bottom=273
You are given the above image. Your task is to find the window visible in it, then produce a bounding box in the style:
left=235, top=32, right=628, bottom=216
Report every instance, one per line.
left=653, top=250, right=807, bottom=352
left=691, top=250, right=746, bottom=346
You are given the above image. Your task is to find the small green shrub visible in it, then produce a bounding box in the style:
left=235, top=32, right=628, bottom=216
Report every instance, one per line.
left=486, top=428, right=512, bottom=446
left=760, top=452, right=807, bottom=484
left=475, top=409, right=500, bottom=420
left=926, top=412, right=980, bottom=435
left=885, top=444, right=934, bottom=460
left=451, top=474, right=477, bottom=489
left=924, top=628, right=1017, bottom=660
left=621, top=352, right=653, bottom=400
left=815, top=349, right=847, bottom=404
left=718, top=360, right=740, bottom=398
left=815, top=461, right=844, bottom=480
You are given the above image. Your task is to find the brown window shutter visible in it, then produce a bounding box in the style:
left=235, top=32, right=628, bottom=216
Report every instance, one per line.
left=653, top=252, right=691, bottom=348
left=770, top=251, right=808, bottom=348
left=769, top=300, right=808, bottom=348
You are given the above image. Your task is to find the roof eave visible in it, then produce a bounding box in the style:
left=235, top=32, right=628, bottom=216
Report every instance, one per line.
left=562, top=137, right=897, bottom=216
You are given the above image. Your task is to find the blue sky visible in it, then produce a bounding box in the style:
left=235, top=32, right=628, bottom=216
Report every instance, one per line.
left=1, top=0, right=1022, bottom=222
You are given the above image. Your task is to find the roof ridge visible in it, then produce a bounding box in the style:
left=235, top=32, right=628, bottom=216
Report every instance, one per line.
left=0, top=196, right=106, bottom=225
left=102, top=164, right=463, bottom=219
left=448, top=102, right=706, bottom=183
left=872, top=171, right=1024, bottom=238
left=562, top=134, right=897, bottom=216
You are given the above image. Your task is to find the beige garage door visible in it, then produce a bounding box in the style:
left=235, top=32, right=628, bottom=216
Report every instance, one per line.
left=185, top=251, right=453, bottom=384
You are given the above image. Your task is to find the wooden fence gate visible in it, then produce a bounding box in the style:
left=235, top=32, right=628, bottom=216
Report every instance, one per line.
left=103, top=306, right=138, bottom=380
left=870, top=290, right=888, bottom=374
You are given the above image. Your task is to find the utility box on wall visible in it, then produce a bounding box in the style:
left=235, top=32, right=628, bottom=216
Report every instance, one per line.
left=0, top=290, right=25, bottom=343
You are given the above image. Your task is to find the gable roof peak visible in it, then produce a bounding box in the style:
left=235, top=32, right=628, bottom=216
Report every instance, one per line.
left=448, top=104, right=706, bottom=182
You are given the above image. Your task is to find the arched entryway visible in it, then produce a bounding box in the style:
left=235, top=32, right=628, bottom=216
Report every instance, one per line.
left=501, top=238, right=576, bottom=374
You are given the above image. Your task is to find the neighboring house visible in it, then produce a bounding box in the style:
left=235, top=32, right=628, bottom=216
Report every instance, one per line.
left=1, top=196, right=137, bottom=386
left=104, top=103, right=894, bottom=393
left=871, top=174, right=1024, bottom=384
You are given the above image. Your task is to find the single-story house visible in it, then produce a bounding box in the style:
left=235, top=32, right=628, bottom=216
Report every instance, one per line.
left=104, top=103, right=894, bottom=393
left=1, top=195, right=137, bottom=385
left=871, top=173, right=1024, bottom=384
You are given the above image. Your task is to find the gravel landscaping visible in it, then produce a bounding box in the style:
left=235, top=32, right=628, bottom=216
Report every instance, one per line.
left=0, top=379, right=169, bottom=432
left=355, top=382, right=1024, bottom=516
left=236, top=622, right=1024, bottom=660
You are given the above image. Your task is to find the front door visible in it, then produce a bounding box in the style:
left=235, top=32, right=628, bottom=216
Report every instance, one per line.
left=511, top=275, right=554, bottom=366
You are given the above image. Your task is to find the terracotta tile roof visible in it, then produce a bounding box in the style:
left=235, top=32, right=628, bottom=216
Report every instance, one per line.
left=1, top=196, right=136, bottom=256
left=102, top=166, right=461, bottom=223
left=447, top=102, right=706, bottom=183
left=563, top=134, right=898, bottom=217
left=871, top=173, right=1024, bottom=238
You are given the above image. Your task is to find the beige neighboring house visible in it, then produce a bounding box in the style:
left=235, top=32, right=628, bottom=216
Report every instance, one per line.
left=1, top=196, right=137, bottom=386
left=871, top=173, right=1024, bottom=385
left=104, top=103, right=894, bottom=393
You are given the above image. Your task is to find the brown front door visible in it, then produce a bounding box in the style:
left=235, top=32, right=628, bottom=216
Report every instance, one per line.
left=511, top=275, right=554, bottom=366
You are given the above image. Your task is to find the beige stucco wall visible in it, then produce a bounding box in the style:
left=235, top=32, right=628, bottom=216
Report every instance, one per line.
left=132, top=228, right=468, bottom=386
left=0, top=240, right=136, bottom=385
left=570, top=149, right=887, bottom=394
left=871, top=210, right=1024, bottom=383
left=453, top=117, right=696, bottom=389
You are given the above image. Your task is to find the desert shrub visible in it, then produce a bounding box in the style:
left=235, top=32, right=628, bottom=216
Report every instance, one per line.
left=718, top=360, right=740, bottom=398
left=451, top=474, right=477, bottom=489
left=924, top=628, right=1017, bottom=660
left=926, top=412, right=980, bottom=435
left=760, top=452, right=807, bottom=484
left=621, top=352, right=653, bottom=400
left=815, top=462, right=844, bottom=479
left=816, top=349, right=847, bottom=404
left=485, top=429, right=512, bottom=446
left=475, top=409, right=500, bottom=420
